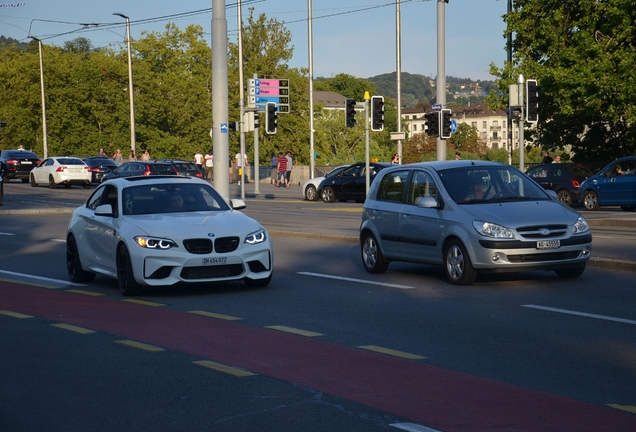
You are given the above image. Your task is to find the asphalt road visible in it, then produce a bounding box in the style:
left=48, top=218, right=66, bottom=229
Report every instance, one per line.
left=1, top=180, right=636, bottom=431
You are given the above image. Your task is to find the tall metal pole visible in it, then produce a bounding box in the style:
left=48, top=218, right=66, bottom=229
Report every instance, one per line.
left=308, top=0, right=315, bottom=178
left=113, top=13, right=136, bottom=156
left=507, top=0, right=513, bottom=165
left=436, top=0, right=447, bottom=161
left=237, top=0, right=246, bottom=199
left=212, top=0, right=230, bottom=200
left=518, top=73, right=525, bottom=171
left=31, top=38, right=48, bottom=158
left=253, top=73, right=260, bottom=194
left=395, top=0, right=402, bottom=164
left=364, top=91, right=371, bottom=194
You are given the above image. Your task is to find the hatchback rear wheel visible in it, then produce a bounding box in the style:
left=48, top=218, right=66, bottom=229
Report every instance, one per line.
left=361, top=232, right=389, bottom=274
left=444, top=239, right=477, bottom=285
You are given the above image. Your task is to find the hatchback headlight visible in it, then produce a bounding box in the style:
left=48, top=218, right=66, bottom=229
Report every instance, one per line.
left=245, top=229, right=267, bottom=245
left=473, top=221, right=516, bottom=239
left=134, top=236, right=178, bottom=249
left=572, top=216, right=590, bottom=234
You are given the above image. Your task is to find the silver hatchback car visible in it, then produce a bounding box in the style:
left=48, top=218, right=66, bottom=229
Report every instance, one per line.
left=360, top=161, right=592, bottom=285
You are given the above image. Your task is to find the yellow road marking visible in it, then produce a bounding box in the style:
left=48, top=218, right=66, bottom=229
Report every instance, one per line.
left=0, top=277, right=58, bottom=289
left=51, top=323, right=95, bottom=334
left=193, top=360, right=256, bottom=377
left=188, top=310, right=242, bottom=321
left=115, top=340, right=165, bottom=352
left=122, top=299, right=165, bottom=307
left=0, top=310, right=33, bottom=319
left=66, top=289, right=106, bottom=297
left=607, top=404, right=636, bottom=414
left=265, top=325, right=324, bottom=337
left=357, top=345, right=425, bottom=360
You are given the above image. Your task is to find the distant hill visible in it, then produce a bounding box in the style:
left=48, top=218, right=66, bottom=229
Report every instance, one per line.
left=367, top=72, right=496, bottom=108
left=0, top=35, right=29, bottom=51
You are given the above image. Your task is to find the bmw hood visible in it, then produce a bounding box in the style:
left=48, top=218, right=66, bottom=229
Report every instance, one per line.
left=461, top=200, right=580, bottom=228
left=123, top=211, right=265, bottom=238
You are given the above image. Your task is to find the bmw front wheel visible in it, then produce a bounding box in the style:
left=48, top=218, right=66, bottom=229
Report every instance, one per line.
left=66, top=235, right=95, bottom=283
left=117, top=244, right=142, bottom=296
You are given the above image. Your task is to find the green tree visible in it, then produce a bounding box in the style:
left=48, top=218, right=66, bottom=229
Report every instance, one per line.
left=487, top=0, right=636, bottom=163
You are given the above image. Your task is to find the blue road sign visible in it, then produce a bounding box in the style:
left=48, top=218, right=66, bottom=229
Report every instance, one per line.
left=450, top=119, right=458, bottom=133
left=220, top=123, right=228, bottom=133
left=432, top=104, right=442, bottom=111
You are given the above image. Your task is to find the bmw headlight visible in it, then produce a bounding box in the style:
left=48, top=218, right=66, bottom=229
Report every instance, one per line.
left=245, top=229, right=267, bottom=245
left=473, top=221, right=516, bottom=239
left=572, top=216, right=590, bottom=234
left=134, top=236, right=178, bottom=250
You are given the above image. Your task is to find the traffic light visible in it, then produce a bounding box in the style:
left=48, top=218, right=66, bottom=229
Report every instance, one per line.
left=345, top=98, right=357, bottom=128
left=254, top=112, right=260, bottom=128
left=265, top=102, right=278, bottom=134
left=440, top=109, right=452, bottom=139
left=371, top=96, right=385, bottom=131
left=526, top=79, right=539, bottom=123
left=228, top=122, right=238, bottom=132
left=424, top=112, right=440, bottom=137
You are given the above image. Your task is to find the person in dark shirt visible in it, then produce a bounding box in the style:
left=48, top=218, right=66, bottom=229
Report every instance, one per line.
left=0, top=160, right=8, bottom=206
left=541, top=151, right=553, bottom=164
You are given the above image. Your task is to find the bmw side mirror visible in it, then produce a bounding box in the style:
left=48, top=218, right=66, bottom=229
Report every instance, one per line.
left=95, top=204, right=116, bottom=217
left=230, top=199, right=246, bottom=210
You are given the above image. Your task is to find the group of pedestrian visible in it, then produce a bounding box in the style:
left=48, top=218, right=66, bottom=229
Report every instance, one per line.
left=275, top=151, right=294, bottom=188
left=542, top=151, right=561, bottom=164
left=97, top=147, right=150, bottom=165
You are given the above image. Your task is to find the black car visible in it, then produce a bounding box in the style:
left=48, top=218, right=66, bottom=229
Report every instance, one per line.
left=156, top=160, right=203, bottom=178
left=0, top=149, right=41, bottom=182
left=101, top=161, right=178, bottom=182
left=83, top=157, right=119, bottom=183
left=318, top=162, right=391, bottom=203
left=526, top=163, right=592, bottom=205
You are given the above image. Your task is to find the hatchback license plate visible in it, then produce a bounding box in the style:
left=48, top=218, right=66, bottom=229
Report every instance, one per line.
left=202, top=257, right=227, bottom=265
left=537, top=240, right=560, bottom=249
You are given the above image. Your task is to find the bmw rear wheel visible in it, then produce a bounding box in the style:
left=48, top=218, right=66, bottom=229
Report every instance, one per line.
left=444, top=239, right=478, bottom=285
left=117, top=244, right=142, bottom=296
left=361, top=232, right=389, bottom=274
left=582, top=191, right=599, bottom=211
left=321, top=186, right=335, bottom=203
left=66, top=235, right=95, bottom=283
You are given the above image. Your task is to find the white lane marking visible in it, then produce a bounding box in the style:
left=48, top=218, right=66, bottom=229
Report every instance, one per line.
left=522, top=304, right=636, bottom=325
left=0, top=232, right=16, bottom=236
left=298, top=272, right=414, bottom=289
left=51, top=239, right=66, bottom=242
left=0, top=269, right=86, bottom=287
left=390, top=423, right=443, bottom=432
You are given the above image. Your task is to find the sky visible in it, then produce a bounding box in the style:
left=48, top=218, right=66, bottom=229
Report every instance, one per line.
left=1, top=0, right=508, bottom=81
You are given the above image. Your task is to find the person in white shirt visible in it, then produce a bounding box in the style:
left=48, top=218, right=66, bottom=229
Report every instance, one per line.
left=194, top=151, right=204, bottom=172
left=204, top=150, right=214, bottom=181
left=235, top=152, right=248, bottom=185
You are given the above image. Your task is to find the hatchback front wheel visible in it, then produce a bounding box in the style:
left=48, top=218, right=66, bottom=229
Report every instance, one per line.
left=361, top=232, right=389, bottom=274
left=582, top=191, right=599, bottom=211
left=444, top=239, right=477, bottom=285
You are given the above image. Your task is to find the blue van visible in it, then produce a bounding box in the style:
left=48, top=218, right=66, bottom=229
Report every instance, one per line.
left=579, top=156, right=636, bottom=211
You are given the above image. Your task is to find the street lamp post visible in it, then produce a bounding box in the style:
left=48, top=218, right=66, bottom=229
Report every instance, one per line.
left=113, top=12, right=136, bottom=156
left=30, top=37, right=48, bottom=158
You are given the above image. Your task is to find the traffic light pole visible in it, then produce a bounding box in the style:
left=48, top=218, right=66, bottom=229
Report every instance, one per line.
left=237, top=0, right=246, bottom=200
left=436, top=0, right=447, bottom=161
left=518, top=73, right=525, bottom=171
left=253, top=73, right=260, bottom=194
left=364, top=92, right=371, bottom=194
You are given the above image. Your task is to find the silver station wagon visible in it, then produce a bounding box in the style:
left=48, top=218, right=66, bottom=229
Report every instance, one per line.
left=360, top=160, right=592, bottom=285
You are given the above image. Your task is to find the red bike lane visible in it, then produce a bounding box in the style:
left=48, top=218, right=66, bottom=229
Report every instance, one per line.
left=2, top=281, right=635, bottom=432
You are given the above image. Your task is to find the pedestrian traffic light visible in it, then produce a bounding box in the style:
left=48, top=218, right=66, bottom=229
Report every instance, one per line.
left=254, top=112, right=260, bottom=128
left=424, top=112, right=440, bottom=137
left=371, top=96, right=385, bottom=131
left=266, top=102, right=278, bottom=134
left=526, top=79, right=539, bottom=123
left=440, top=109, right=453, bottom=139
left=345, top=98, right=357, bottom=128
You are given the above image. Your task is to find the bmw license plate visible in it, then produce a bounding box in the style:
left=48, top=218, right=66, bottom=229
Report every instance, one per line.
left=537, top=240, right=560, bottom=249
left=22, top=161, right=32, bottom=165
left=202, top=257, right=227, bottom=265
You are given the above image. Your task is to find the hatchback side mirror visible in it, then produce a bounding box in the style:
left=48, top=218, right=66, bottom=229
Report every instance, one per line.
left=416, top=196, right=440, bottom=209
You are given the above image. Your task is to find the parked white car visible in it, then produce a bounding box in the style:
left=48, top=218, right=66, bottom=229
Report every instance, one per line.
left=30, top=156, right=92, bottom=189
left=301, top=165, right=348, bottom=201
left=66, top=176, right=273, bottom=295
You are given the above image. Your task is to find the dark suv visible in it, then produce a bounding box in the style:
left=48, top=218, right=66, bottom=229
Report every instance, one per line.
left=157, top=160, right=203, bottom=178
left=526, top=163, right=592, bottom=205
left=101, top=161, right=177, bottom=182
left=83, top=157, right=119, bottom=183
left=0, top=149, right=41, bottom=182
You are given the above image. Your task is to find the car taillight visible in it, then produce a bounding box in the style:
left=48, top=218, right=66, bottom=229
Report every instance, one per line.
left=56, top=166, right=66, bottom=172
left=88, top=167, right=98, bottom=172
left=6, top=159, right=18, bottom=166
left=195, top=172, right=202, bottom=177
left=572, top=180, right=580, bottom=188
left=35, top=160, right=42, bottom=166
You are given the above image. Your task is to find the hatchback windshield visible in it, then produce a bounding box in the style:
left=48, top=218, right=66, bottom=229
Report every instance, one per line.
left=439, top=166, right=549, bottom=203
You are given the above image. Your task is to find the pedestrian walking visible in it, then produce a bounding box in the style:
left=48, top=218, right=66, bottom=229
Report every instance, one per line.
left=204, top=149, right=214, bottom=181
left=285, top=151, right=293, bottom=188
left=235, top=151, right=248, bottom=185
left=141, top=149, right=151, bottom=161
left=113, top=149, right=123, bottom=165
left=194, top=150, right=204, bottom=172
left=275, top=152, right=288, bottom=188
